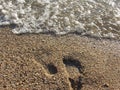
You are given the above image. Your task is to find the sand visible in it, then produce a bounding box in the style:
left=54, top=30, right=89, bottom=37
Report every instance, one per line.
left=0, top=27, right=120, bottom=90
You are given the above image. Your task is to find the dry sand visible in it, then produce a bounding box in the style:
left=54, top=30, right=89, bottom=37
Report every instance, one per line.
left=0, top=27, right=120, bottom=90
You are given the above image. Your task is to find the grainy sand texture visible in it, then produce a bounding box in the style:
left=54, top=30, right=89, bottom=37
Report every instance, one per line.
left=0, top=28, right=120, bottom=90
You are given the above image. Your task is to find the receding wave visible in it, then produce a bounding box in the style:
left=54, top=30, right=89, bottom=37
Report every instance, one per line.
left=0, top=0, right=120, bottom=39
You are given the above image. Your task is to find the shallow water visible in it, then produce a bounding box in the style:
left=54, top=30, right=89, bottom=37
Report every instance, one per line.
left=0, top=0, right=120, bottom=39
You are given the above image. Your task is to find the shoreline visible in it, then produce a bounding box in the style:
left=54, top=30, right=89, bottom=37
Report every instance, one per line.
left=0, top=28, right=120, bottom=90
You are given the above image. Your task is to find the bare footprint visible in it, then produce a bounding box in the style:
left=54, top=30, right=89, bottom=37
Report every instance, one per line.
left=33, top=48, right=58, bottom=75
left=63, top=56, right=84, bottom=90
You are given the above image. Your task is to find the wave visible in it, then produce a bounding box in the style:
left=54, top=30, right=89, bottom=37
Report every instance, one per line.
left=0, top=0, right=120, bottom=39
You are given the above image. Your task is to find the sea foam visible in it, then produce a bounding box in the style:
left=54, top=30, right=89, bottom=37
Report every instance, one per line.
left=0, top=0, right=120, bottom=39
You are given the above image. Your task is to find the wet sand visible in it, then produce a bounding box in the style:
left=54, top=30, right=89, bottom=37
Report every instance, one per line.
left=0, top=28, right=120, bottom=90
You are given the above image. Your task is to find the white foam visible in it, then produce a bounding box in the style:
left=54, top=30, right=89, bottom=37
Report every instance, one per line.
left=0, top=0, right=120, bottom=39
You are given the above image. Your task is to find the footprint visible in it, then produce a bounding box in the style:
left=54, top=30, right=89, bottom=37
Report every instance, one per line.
left=33, top=48, right=58, bottom=75
left=63, top=56, right=84, bottom=73
left=63, top=56, right=84, bottom=90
